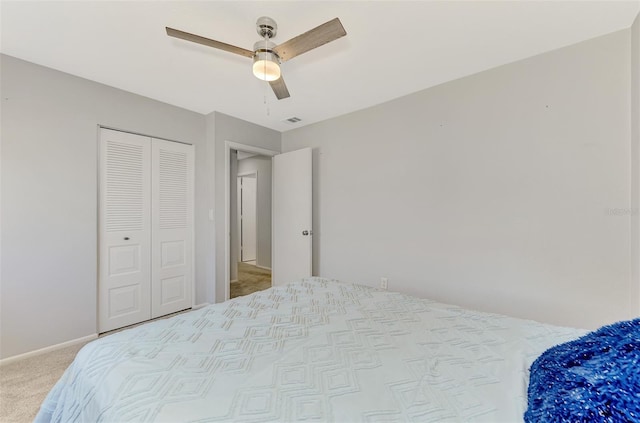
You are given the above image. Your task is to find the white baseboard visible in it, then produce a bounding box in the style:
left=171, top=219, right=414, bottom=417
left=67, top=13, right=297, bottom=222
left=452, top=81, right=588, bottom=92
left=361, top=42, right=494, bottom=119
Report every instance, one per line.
left=0, top=333, right=98, bottom=367
left=255, top=264, right=272, bottom=271
left=230, top=279, right=238, bottom=283
left=192, top=303, right=209, bottom=310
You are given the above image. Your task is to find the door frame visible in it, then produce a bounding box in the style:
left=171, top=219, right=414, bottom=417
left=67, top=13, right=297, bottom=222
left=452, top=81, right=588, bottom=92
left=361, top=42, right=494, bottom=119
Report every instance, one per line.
left=224, top=141, right=277, bottom=301
left=237, top=171, right=258, bottom=263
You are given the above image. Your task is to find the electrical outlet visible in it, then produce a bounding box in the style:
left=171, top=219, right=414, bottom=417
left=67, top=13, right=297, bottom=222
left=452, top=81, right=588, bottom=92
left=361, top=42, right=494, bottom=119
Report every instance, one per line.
left=380, top=277, right=388, bottom=290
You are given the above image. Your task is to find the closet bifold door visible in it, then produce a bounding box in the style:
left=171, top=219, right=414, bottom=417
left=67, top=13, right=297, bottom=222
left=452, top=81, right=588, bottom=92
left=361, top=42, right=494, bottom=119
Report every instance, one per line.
left=151, top=138, right=194, bottom=318
left=98, top=129, right=152, bottom=333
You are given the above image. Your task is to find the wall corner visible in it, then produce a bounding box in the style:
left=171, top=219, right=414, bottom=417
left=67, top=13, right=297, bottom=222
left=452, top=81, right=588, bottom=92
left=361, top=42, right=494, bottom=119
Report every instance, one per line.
left=630, top=12, right=640, bottom=315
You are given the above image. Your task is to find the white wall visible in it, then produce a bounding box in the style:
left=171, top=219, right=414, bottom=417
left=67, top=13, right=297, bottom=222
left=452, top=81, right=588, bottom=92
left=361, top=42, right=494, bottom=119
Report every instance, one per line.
left=213, top=112, right=280, bottom=302
left=631, top=14, right=640, bottom=317
left=238, top=156, right=273, bottom=269
left=0, top=54, right=210, bottom=359
left=282, top=30, right=636, bottom=330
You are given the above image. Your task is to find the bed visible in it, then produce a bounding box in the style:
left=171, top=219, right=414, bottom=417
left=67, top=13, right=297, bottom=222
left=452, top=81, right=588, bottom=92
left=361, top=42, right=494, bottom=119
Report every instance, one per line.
left=36, top=278, right=587, bottom=422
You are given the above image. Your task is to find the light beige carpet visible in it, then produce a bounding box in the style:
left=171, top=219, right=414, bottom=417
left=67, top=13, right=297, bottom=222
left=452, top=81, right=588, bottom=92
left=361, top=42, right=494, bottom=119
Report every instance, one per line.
left=230, top=262, right=272, bottom=298
left=0, top=341, right=88, bottom=422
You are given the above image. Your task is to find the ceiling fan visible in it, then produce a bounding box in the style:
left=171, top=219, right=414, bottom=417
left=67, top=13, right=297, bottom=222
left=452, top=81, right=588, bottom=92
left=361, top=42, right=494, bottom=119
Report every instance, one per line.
left=166, top=17, right=347, bottom=100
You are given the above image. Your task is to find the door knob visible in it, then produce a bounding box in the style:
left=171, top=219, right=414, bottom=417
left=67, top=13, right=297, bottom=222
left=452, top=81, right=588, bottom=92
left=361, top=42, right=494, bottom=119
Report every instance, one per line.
left=302, top=230, right=310, bottom=236
left=124, top=237, right=130, bottom=240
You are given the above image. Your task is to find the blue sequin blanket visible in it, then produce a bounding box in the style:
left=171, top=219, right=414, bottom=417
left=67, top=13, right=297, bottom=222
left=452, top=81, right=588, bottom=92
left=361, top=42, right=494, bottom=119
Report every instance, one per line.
left=525, top=318, right=640, bottom=422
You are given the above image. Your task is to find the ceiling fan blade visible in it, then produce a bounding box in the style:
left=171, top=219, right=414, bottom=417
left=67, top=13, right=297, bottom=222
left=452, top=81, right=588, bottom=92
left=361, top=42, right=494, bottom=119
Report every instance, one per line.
left=269, top=77, right=290, bottom=100
left=273, top=18, right=346, bottom=62
left=166, top=27, right=254, bottom=59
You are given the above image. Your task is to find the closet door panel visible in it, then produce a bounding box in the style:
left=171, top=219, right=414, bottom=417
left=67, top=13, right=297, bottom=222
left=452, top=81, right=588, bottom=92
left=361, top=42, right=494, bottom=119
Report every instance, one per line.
left=99, top=129, right=152, bottom=333
left=151, top=139, right=194, bottom=318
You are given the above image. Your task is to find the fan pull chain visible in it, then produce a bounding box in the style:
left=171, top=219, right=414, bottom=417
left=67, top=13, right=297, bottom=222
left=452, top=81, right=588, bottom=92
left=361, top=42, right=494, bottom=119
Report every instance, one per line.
left=263, top=68, right=270, bottom=116
left=265, top=91, right=271, bottom=116
left=263, top=77, right=271, bottom=116
left=263, top=34, right=270, bottom=116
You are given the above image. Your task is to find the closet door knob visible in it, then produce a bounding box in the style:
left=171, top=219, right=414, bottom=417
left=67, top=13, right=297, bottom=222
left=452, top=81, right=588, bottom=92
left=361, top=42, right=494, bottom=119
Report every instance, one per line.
left=124, top=237, right=130, bottom=240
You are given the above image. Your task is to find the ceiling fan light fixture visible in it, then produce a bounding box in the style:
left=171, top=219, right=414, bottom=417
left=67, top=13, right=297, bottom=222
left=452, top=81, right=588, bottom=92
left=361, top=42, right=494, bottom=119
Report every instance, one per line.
left=252, top=53, right=281, bottom=81
left=252, top=40, right=281, bottom=81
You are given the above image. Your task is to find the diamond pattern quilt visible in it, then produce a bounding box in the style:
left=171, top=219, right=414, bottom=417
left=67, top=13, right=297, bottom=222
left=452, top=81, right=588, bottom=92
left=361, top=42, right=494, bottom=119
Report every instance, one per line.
left=35, top=278, right=584, bottom=422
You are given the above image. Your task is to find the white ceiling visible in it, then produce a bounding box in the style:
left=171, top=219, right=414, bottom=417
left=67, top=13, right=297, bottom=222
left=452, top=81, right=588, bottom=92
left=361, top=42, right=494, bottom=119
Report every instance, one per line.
left=1, top=1, right=639, bottom=132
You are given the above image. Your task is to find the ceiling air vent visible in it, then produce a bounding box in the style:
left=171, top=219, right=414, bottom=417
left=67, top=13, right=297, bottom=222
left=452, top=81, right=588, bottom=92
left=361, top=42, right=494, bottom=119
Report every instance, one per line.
left=284, top=117, right=302, bottom=124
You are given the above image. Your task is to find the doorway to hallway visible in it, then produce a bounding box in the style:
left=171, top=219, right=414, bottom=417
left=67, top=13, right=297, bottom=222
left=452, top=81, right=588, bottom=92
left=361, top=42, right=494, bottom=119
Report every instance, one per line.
left=230, top=150, right=272, bottom=298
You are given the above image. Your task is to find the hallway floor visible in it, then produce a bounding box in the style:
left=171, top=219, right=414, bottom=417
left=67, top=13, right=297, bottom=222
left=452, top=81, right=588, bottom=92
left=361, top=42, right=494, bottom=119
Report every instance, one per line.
left=230, top=262, right=271, bottom=298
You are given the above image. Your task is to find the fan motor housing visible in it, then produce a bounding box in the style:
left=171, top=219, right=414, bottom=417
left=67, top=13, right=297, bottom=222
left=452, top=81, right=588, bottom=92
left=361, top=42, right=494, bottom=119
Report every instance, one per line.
left=256, top=16, right=277, bottom=39
left=253, top=40, right=280, bottom=63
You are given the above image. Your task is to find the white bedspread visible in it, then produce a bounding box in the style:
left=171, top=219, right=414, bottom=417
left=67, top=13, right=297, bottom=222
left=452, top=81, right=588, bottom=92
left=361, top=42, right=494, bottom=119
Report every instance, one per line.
left=36, top=278, right=584, bottom=422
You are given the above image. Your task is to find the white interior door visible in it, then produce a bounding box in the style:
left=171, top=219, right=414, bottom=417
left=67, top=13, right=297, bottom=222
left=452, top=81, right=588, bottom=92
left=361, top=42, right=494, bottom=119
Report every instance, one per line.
left=151, top=138, right=194, bottom=319
left=272, top=148, right=312, bottom=285
left=99, top=129, right=151, bottom=333
left=240, top=175, right=257, bottom=262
